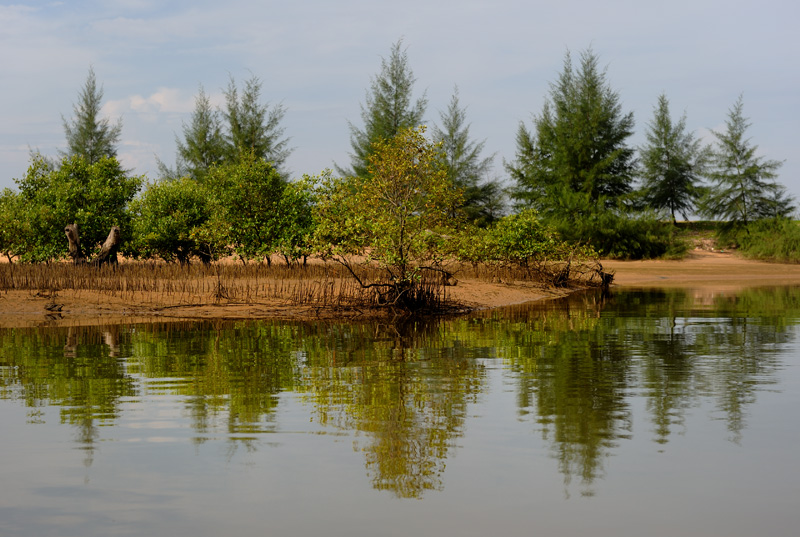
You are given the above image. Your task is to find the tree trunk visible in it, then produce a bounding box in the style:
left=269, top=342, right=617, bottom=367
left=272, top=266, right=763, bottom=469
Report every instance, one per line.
left=92, top=226, right=121, bottom=266
left=64, top=223, right=86, bottom=264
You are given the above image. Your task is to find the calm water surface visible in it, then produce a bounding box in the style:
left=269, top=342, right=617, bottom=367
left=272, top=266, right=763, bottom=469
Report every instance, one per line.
left=2, top=288, right=800, bottom=537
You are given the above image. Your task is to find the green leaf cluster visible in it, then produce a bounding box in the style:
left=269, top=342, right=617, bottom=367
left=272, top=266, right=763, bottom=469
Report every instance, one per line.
left=13, top=154, right=142, bottom=262
left=432, top=87, right=502, bottom=226
left=315, top=127, right=460, bottom=283
left=508, top=49, right=636, bottom=214
left=453, top=209, right=597, bottom=271
left=720, top=218, right=800, bottom=263
left=62, top=67, right=122, bottom=164
left=126, top=177, right=224, bottom=263
left=0, top=188, right=26, bottom=262
left=223, top=76, right=291, bottom=174
left=699, top=96, right=792, bottom=227
left=274, top=179, right=315, bottom=264
left=166, top=76, right=291, bottom=182
left=343, top=39, right=427, bottom=178
left=639, top=93, right=709, bottom=223
left=204, top=152, right=289, bottom=262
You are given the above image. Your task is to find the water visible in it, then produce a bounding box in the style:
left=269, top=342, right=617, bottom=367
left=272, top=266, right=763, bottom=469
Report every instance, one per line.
left=2, top=287, right=800, bottom=537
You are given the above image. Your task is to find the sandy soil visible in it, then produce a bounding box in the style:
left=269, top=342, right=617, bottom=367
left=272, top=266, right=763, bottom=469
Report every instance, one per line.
left=602, top=248, right=800, bottom=289
left=2, top=249, right=799, bottom=328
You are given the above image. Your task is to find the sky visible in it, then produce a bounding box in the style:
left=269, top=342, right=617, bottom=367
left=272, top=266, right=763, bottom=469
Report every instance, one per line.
left=1, top=0, right=798, bottom=202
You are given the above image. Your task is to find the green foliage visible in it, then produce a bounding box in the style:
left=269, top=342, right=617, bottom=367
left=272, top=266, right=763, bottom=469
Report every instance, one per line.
left=0, top=188, right=26, bottom=261
left=504, top=48, right=667, bottom=260
left=432, top=86, right=503, bottom=226
left=164, top=77, right=291, bottom=181
left=583, top=210, right=686, bottom=260
left=508, top=48, right=636, bottom=212
left=14, top=154, right=142, bottom=262
left=720, top=218, right=800, bottom=263
left=223, top=75, right=291, bottom=175
left=542, top=192, right=686, bottom=259
left=205, top=152, right=288, bottom=262
left=274, top=179, right=315, bottom=264
left=313, top=127, right=461, bottom=306
left=639, top=93, right=709, bottom=223
left=173, top=86, right=226, bottom=182
left=454, top=209, right=576, bottom=265
left=351, top=126, right=460, bottom=279
left=307, top=170, right=366, bottom=258
left=489, top=209, right=576, bottom=263
left=127, top=177, right=225, bottom=263
left=343, top=39, right=427, bottom=178
left=699, top=96, right=793, bottom=226
left=452, top=209, right=599, bottom=285
left=62, top=67, right=122, bottom=164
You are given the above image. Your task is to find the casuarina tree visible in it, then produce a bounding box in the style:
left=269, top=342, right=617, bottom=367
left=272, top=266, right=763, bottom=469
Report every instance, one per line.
left=639, top=93, right=708, bottom=223
left=62, top=67, right=122, bottom=164
left=507, top=48, right=636, bottom=216
left=342, top=39, right=427, bottom=178
left=699, top=96, right=791, bottom=226
left=173, top=86, right=226, bottom=182
left=432, top=86, right=502, bottom=225
left=223, top=75, right=291, bottom=176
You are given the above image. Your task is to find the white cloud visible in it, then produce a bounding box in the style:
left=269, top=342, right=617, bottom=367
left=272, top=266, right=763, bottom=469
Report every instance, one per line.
left=106, top=87, right=194, bottom=122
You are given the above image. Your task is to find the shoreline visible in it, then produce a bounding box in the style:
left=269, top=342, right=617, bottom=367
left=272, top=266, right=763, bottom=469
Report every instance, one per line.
left=2, top=249, right=800, bottom=329
left=601, top=248, right=800, bottom=288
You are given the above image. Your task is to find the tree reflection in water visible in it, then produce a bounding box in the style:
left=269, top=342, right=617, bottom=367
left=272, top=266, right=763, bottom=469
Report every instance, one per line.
left=299, top=319, right=485, bottom=497
left=0, top=286, right=797, bottom=498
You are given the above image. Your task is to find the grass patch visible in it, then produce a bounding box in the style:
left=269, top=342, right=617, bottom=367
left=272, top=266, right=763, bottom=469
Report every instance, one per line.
left=733, top=219, right=800, bottom=263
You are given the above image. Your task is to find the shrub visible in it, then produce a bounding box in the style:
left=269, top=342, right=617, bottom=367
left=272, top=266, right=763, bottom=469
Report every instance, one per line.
left=14, top=154, right=142, bottom=262
left=205, top=151, right=287, bottom=263
left=127, top=177, right=226, bottom=263
left=735, top=218, right=800, bottom=263
left=550, top=204, right=687, bottom=260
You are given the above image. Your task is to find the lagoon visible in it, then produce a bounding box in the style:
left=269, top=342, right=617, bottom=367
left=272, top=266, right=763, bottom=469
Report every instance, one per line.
left=2, top=287, right=799, bottom=536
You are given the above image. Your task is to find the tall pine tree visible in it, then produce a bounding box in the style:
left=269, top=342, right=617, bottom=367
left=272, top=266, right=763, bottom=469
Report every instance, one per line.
left=174, top=86, right=226, bottom=182
left=342, top=39, right=427, bottom=178
left=639, top=93, right=708, bottom=223
left=62, top=66, right=122, bottom=164
left=507, top=48, right=636, bottom=216
left=432, top=86, right=501, bottom=224
left=223, top=75, right=291, bottom=176
left=700, top=96, right=791, bottom=225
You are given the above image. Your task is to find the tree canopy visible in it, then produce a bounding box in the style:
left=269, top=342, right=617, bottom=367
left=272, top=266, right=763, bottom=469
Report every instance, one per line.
left=165, top=76, right=292, bottom=181
left=699, top=96, right=791, bottom=226
left=432, top=87, right=502, bottom=225
left=638, top=93, right=708, bottom=223
left=127, top=176, right=221, bottom=263
left=507, top=48, right=636, bottom=215
left=342, top=39, right=427, bottom=178
left=62, top=67, right=122, bottom=164
left=174, top=86, right=226, bottom=182
left=204, top=151, right=288, bottom=263
left=14, top=154, right=142, bottom=262
left=223, top=75, right=292, bottom=175
left=313, top=127, right=463, bottom=306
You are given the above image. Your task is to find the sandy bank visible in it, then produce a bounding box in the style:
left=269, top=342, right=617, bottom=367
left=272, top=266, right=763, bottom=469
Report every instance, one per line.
left=2, top=249, right=799, bottom=328
left=602, top=249, right=800, bottom=289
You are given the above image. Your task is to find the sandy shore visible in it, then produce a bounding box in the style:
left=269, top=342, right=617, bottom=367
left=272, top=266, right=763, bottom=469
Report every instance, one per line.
left=602, top=248, right=800, bottom=289
left=2, top=249, right=799, bottom=328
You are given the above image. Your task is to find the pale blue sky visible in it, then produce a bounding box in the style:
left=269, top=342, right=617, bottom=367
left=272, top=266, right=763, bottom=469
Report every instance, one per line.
left=2, top=0, right=798, bottom=201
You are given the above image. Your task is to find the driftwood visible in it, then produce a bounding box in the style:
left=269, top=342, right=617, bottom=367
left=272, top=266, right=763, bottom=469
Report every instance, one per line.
left=64, top=223, right=86, bottom=264
left=63, top=224, right=120, bottom=266
left=93, top=226, right=121, bottom=266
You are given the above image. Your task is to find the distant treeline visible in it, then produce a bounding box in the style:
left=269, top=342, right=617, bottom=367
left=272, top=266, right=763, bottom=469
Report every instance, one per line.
left=1, top=43, right=795, bottom=268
